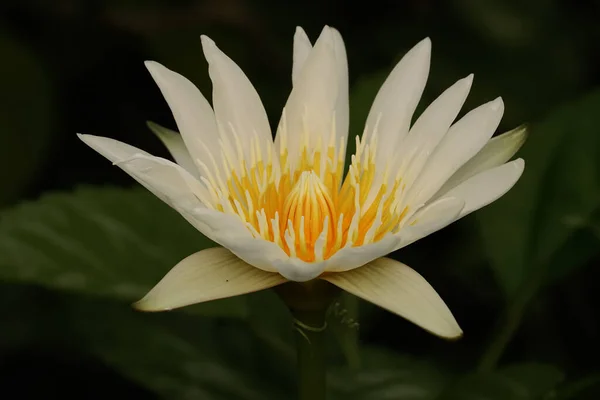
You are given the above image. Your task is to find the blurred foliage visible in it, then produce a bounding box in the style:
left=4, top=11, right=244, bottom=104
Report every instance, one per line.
left=0, top=32, right=54, bottom=206
left=1, top=0, right=600, bottom=398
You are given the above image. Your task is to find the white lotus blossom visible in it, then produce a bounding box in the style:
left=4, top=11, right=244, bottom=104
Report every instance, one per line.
left=79, top=26, right=526, bottom=338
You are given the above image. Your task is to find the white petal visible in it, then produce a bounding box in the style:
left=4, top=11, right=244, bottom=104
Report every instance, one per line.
left=134, top=247, right=286, bottom=311
left=190, top=208, right=286, bottom=273
left=275, top=26, right=341, bottom=170
left=272, top=258, right=327, bottom=282
left=78, top=134, right=207, bottom=207
left=409, top=97, right=505, bottom=206
left=323, top=233, right=400, bottom=272
left=147, top=121, right=199, bottom=179
left=201, top=36, right=273, bottom=167
left=391, top=75, right=473, bottom=185
left=192, top=207, right=328, bottom=280
left=436, top=125, right=528, bottom=197
left=145, top=61, right=220, bottom=177
left=368, top=75, right=473, bottom=208
left=441, top=158, right=525, bottom=219
left=363, top=38, right=431, bottom=161
left=323, top=257, right=462, bottom=338
left=292, top=26, right=312, bottom=85
left=77, top=134, right=233, bottom=242
left=331, top=27, right=349, bottom=148
left=396, top=197, right=465, bottom=251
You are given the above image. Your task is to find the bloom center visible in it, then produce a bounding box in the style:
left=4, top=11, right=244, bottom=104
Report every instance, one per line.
left=196, top=122, right=411, bottom=262
left=281, top=171, right=335, bottom=262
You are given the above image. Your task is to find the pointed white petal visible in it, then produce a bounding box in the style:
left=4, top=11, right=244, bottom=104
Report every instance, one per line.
left=147, top=122, right=199, bottom=179
left=292, top=26, right=312, bottom=85
left=78, top=134, right=208, bottom=207
left=368, top=75, right=473, bottom=208
left=391, top=75, right=473, bottom=183
left=135, top=247, right=286, bottom=311
left=330, top=27, right=349, bottom=147
left=190, top=207, right=286, bottom=273
left=323, top=257, right=462, bottom=338
left=396, top=197, right=465, bottom=251
left=78, top=133, right=236, bottom=243
left=441, top=158, right=525, bottom=219
left=275, top=26, right=340, bottom=169
left=409, top=97, right=505, bottom=206
left=145, top=61, right=220, bottom=177
left=201, top=36, right=272, bottom=166
left=363, top=38, right=431, bottom=161
left=436, top=125, right=528, bottom=197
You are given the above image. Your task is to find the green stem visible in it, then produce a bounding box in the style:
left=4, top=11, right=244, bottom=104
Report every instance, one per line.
left=292, top=308, right=328, bottom=400
left=478, top=262, right=546, bottom=371
left=275, top=281, right=339, bottom=400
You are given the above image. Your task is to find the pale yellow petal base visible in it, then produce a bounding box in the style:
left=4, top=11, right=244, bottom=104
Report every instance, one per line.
left=322, top=257, right=462, bottom=339
left=135, top=247, right=287, bottom=311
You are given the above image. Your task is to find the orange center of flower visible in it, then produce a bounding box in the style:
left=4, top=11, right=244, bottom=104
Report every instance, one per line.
left=196, top=121, right=410, bottom=262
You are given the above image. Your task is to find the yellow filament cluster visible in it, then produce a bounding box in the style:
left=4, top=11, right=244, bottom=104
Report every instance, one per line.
left=196, top=122, right=410, bottom=262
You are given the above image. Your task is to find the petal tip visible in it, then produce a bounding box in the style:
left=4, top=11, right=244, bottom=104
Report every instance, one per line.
left=144, top=60, right=164, bottom=75
left=513, top=157, right=525, bottom=171
left=200, top=34, right=214, bottom=46
left=418, top=37, right=432, bottom=52
left=490, top=96, right=504, bottom=111
left=200, top=35, right=218, bottom=58
left=442, top=326, right=464, bottom=340
left=295, top=26, right=308, bottom=37
left=132, top=298, right=170, bottom=313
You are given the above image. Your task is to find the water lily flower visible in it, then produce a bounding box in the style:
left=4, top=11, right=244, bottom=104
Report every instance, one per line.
left=78, top=26, right=526, bottom=339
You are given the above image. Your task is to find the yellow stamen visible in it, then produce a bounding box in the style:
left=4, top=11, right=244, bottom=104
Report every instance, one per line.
left=201, top=125, right=411, bottom=263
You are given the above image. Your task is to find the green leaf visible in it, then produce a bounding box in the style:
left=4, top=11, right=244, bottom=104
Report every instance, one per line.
left=331, top=348, right=452, bottom=400
left=0, top=284, right=569, bottom=400
left=40, top=292, right=294, bottom=399
left=0, top=186, right=247, bottom=318
left=477, top=90, right=600, bottom=297
left=0, top=32, right=54, bottom=205
left=439, top=363, right=564, bottom=400
left=554, top=373, right=600, bottom=400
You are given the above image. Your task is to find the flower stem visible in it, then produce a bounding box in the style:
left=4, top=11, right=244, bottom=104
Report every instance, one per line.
left=291, top=307, right=328, bottom=400
left=275, top=281, right=340, bottom=400
left=478, top=261, right=546, bottom=371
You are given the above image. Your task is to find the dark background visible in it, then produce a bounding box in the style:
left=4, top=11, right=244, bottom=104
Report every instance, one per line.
left=1, top=0, right=599, bottom=398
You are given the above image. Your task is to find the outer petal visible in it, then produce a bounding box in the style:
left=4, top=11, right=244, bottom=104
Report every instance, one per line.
left=325, top=197, right=464, bottom=273
left=323, top=257, right=462, bottom=339
left=145, top=61, right=221, bottom=178
left=134, top=247, right=287, bottom=311
left=147, top=121, right=199, bottom=179
left=436, top=125, right=528, bottom=197
left=190, top=208, right=287, bottom=273
left=77, top=134, right=235, bottom=245
left=292, top=26, right=312, bottom=85
left=331, top=28, right=349, bottom=148
left=408, top=97, right=505, bottom=206
left=368, top=75, right=473, bottom=208
left=363, top=38, right=431, bottom=162
left=395, top=197, right=465, bottom=251
left=389, top=75, right=473, bottom=188
left=275, top=26, right=343, bottom=170
left=440, top=158, right=525, bottom=220
left=272, top=258, right=327, bottom=282
left=201, top=36, right=273, bottom=167
left=77, top=134, right=210, bottom=209
left=324, top=233, right=399, bottom=272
